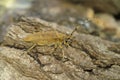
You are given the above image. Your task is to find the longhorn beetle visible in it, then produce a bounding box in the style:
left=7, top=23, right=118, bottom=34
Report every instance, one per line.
left=23, top=26, right=78, bottom=59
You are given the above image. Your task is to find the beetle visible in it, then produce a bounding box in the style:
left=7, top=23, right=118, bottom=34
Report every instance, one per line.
left=23, top=26, right=77, bottom=59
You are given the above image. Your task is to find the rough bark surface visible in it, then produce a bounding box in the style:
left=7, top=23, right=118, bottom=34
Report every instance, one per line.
left=0, top=17, right=120, bottom=80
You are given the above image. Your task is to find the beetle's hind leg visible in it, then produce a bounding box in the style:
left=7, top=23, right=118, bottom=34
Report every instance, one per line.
left=21, top=43, right=36, bottom=56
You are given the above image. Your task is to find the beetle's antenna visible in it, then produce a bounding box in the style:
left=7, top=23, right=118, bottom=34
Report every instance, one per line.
left=68, top=26, right=78, bottom=39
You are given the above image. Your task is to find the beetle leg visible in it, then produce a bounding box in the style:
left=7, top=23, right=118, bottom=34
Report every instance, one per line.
left=21, top=43, right=36, bottom=55
left=58, top=42, right=65, bottom=61
left=27, top=44, right=36, bottom=53
left=62, top=46, right=65, bottom=61
left=51, top=43, right=58, bottom=56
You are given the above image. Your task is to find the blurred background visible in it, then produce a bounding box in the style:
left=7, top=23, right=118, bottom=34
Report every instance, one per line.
left=0, top=0, right=120, bottom=42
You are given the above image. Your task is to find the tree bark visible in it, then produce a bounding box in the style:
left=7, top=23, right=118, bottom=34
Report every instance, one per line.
left=0, top=17, right=120, bottom=80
